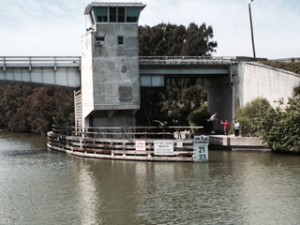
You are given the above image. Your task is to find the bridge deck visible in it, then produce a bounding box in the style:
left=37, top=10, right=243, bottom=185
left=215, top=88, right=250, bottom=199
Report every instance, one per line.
left=0, top=56, right=237, bottom=88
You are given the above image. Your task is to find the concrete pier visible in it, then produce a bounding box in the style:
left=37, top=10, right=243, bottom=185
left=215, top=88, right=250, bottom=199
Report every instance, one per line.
left=209, top=135, right=270, bottom=151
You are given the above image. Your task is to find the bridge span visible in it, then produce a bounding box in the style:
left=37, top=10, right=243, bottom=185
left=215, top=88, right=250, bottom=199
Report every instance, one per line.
left=0, top=56, right=238, bottom=88
left=1, top=55, right=299, bottom=129
left=0, top=56, right=81, bottom=88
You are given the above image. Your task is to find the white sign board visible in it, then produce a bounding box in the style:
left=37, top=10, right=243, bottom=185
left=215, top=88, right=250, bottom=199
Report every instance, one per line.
left=154, top=140, right=174, bottom=155
left=193, top=135, right=209, bottom=162
left=135, top=140, right=146, bottom=151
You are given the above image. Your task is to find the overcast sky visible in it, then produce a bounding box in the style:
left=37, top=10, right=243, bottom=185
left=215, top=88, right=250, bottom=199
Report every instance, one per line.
left=0, top=0, right=299, bottom=59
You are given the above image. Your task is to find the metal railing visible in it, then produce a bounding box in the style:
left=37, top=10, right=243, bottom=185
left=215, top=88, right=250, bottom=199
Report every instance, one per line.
left=0, top=56, right=81, bottom=71
left=139, top=56, right=236, bottom=65
left=0, top=55, right=239, bottom=71
left=51, top=124, right=203, bottom=140
left=47, top=124, right=205, bottom=161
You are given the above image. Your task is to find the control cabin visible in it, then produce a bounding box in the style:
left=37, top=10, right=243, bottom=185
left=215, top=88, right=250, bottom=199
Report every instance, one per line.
left=78, top=2, right=146, bottom=129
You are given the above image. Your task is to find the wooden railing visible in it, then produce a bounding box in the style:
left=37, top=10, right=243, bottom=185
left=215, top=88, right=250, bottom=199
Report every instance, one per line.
left=47, top=125, right=203, bottom=161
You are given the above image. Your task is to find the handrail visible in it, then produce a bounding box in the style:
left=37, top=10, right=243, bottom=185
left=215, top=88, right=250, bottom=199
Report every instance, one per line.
left=52, top=124, right=203, bottom=139
left=0, top=56, right=81, bottom=69
left=139, top=56, right=236, bottom=61
left=139, top=56, right=237, bottom=66
left=0, top=56, right=238, bottom=69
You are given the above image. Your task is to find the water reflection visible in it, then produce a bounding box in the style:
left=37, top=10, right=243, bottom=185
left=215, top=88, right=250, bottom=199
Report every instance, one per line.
left=77, top=160, right=99, bottom=225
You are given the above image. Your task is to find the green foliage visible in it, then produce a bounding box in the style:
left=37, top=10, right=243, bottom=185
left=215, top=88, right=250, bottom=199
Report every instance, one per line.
left=188, top=103, right=211, bottom=132
left=0, top=84, right=74, bottom=134
left=137, top=22, right=215, bottom=125
left=162, top=78, right=206, bottom=124
left=293, top=83, right=300, bottom=97
left=139, top=22, right=217, bottom=56
left=264, top=97, right=300, bottom=154
left=136, top=78, right=207, bottom=126
left=235, top=98, right=276, bottom=137
left=236, top=94, right=300, bottom=154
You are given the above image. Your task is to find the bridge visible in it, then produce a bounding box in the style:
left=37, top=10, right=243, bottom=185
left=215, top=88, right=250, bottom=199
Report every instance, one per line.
left=0, top=56, right=81, bottom=88
left=1, top=55, right=299, bottom=129
left=0, top=56, right=237, bottom=88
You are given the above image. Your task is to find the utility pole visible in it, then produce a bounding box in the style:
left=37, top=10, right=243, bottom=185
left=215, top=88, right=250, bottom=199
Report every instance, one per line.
left=248, top=0, right=256, bottom=58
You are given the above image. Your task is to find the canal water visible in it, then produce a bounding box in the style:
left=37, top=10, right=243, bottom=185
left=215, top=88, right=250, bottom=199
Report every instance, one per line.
left=0, top=133, right=299, bottom=225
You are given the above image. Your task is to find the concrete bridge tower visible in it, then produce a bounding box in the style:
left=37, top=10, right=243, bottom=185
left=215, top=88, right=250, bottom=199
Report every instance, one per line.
left=77, top=2, right=146, bottom=129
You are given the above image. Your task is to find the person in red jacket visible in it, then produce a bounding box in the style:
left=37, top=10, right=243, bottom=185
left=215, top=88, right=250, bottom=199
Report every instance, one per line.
left=221, top=120, right=230, bottom=135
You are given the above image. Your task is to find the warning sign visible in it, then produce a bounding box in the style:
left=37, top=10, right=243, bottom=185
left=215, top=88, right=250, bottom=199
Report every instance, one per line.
left=135, top=140, right=146, bottom=151
left=154, top=140, right=174, bottom=155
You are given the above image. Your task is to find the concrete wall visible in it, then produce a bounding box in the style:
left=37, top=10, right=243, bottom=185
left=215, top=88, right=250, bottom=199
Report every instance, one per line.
left=238, top=62, right=300, bottom=108
left=81, top=32, right=95, bottom=127
left=207, top=62, right=300, bottom=133
left=80, top=22, right=140, bottom=128
left=92, top=23, right=140, bottom=111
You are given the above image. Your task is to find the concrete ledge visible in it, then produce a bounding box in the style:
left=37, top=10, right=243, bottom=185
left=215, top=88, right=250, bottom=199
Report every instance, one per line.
left=209, top=135, right=270, bottom=151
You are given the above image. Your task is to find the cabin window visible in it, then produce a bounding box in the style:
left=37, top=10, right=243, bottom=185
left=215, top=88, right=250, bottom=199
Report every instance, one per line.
left=95, top=7, right=108, bottom=22
left=126, top=7, right=139, bottom=22
left=109, top=7, right=117, bottom=22
left=118, top=7, right=125, bottom=22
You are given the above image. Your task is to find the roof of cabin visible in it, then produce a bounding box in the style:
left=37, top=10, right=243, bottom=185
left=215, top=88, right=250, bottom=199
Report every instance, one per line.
left=84, top=2, right=146, bottom=14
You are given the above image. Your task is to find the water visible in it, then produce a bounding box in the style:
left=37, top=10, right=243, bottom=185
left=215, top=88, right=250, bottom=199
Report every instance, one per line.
left=0, top=133, right=299, bottom=225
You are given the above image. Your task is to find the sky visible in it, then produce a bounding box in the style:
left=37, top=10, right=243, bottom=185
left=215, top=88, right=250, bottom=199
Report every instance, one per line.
left=0, top=0, right=299, bottom=59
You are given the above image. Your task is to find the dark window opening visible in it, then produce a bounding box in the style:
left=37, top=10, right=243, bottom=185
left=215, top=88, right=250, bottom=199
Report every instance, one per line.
left=118, top=7, right=125, bottom=22
left=109, top=7, right=117, bottom=22
left=96, top=36, right=105, bottom=45
left=97, top=16, right=108, bottom=22
left=118, top=36, right=124, bottom=45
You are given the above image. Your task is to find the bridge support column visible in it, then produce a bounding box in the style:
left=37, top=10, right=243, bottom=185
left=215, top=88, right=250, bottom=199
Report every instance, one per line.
left=207, top=76, right=232, bottom=132
left=207, top=65, right=240, bottom=133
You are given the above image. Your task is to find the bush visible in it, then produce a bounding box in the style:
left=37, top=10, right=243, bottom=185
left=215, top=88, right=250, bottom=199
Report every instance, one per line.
left=188, top=103, right=211, bottom=132
left=264, top=97, right=300, bottom=154
left=235, top=98, right=276, bottom=137
left=236, top=95, right=300, bottom=154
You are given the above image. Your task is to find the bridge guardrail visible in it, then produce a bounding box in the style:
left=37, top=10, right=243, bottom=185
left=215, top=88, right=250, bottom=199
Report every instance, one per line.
left=139, top=56, right=237, bottom=65
left=0, top=56, right=81, bottom=71
left=0, top=56, right=239, bottom=71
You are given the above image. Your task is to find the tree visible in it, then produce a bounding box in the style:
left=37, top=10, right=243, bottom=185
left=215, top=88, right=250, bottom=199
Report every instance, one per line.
left=137, top=22, right=216, bottom=126
left=188, top=103, right=212, bottom=132
left=139, top=22, right=217, bottom=56
left=180, top=23, right=217, bottom=56
left=161, top=78, right=206, bottom=125
left=0, top=84, right=74, bottom=134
